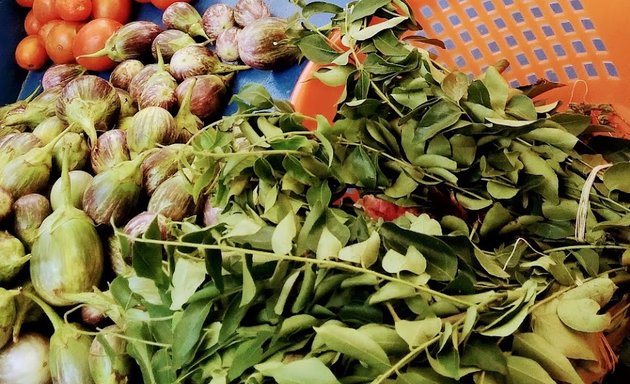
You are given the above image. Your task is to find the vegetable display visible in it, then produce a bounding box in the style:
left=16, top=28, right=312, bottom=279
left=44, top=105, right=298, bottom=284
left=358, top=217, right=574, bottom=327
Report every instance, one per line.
left=2, top=0, right=630, bottom=383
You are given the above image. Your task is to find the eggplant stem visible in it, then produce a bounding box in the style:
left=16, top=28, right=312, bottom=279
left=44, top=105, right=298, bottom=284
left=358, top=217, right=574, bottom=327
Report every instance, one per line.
left=189, top=24, right=210, bottom=41
left=22, top=290, right=64, bottom=331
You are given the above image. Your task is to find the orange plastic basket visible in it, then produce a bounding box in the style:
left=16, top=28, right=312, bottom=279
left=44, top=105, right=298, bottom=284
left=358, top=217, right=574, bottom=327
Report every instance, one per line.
left=291, top=0, right=630, bottom=131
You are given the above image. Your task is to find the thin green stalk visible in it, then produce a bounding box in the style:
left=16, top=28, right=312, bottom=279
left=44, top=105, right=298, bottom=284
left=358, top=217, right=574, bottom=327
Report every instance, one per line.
left=371, top=334, right=442, bottom=384
left=541, top=244, right=628, bottom=254
left=189, top=149, right=306, bottom=158
left=118, top=232, right=475, bottom=307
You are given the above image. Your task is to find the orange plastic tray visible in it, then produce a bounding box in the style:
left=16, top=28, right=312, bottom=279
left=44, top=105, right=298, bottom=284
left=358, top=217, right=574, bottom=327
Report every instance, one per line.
left=291, top=0, right=630, bottom=129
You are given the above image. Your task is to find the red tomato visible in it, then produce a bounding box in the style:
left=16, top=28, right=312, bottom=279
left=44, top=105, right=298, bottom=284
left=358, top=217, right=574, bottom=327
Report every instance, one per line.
left=91, top=0, right=132, bottom=24
left=15, top=35, right=48, bottom=70
left=44, top=21, right=83, bottom=64
left=357, top=195, right=420, bottom=221
left=16, top=0, right=35, bottom=7
left=55, top=0, right=92, bottom=21
left=38, top=19, right=63, bottom=40
left=73, top=18, right=122, bottom=71
left=25, top=10, right=44, bottom=35
left=32, top=0, right=60, bottom=24
left=150, top=0, right=189, bottom=10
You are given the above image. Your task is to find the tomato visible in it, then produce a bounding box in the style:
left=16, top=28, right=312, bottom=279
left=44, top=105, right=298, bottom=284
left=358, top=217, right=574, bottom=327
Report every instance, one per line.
left=24, top=10, right=44, bottom=35
left=150, top=0, right=189, bottom=10
left=55, top=0, right=92, bottom=21
left=73, top=18, right=122, bottom=71
left=15, top=35, right=48, bottom=70
left=16, top=0, right=35, bottom=7
left=356, top=195, right=420, bottom=222
left=91, top=0, right=132, bottom=24
left=136, top=0, right=150, bottom=3
left=32, top=0, right=60, bottom=24
left=38, top=19, right=63, bottom=40
left=44, top=21, right=83, bottom=64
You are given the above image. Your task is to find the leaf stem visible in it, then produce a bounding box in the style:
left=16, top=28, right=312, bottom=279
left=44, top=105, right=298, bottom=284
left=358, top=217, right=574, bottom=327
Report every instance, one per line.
left=371, top=334, right=442, bottom=384
left=118, top=233, right=475, bottom=307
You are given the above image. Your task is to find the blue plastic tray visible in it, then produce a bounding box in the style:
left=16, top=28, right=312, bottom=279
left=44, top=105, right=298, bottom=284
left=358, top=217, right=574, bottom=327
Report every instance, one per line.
left=10, top=0, right=343, bottom=114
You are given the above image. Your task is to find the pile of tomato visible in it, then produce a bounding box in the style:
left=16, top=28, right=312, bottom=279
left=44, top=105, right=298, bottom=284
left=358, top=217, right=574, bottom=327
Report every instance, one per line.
left=14, top=0, right=188, bottom=71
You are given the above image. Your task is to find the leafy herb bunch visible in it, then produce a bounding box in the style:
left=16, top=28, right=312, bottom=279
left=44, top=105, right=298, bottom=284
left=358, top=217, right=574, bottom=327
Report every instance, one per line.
left=86, top=1, right=630, bottom=383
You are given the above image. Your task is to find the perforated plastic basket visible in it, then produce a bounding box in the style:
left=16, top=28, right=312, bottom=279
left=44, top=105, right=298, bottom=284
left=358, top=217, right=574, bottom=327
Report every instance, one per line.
left=291, top=0, right=630, bottom=129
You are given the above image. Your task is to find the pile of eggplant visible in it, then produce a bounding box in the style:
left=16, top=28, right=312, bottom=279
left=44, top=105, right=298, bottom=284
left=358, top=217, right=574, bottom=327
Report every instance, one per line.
left=0, top=0, right=297, bottom=382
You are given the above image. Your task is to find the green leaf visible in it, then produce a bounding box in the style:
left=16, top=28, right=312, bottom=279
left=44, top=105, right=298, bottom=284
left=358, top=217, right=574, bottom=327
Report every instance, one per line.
left=481, top=281, right=536, bottom=337
left=172, top=300, right=212, bottom=369
left=541, top=199, right=579, bottom=221
left=382, top=246, right=426, bottom=275
left=461, top=306, right=477, bottom=343
left=151, top=349, right=176, bottom=384
left=415, top=154, right=458, bottom=170
left=512, top=333, right=583, bottom=384
left=512, top=142, right=559, bottom=204
left=392, top=78, right=429, bottom=109
left=297, top=34, right=339, bottom=64
left=482, top=66, right=509, bottom=112
left=227, top=333, right=270, bottom=381
left=381, top=223, right=458, bottom=281
left=413, top=100, right=463, bottom=142
left=467, top=80, right=491, bottom=108
left=473, top=248, right=510, bottom=279
left=351, top=16, right=407, bottom=41
left=241, top=256, right=256, bottom=306
left=314, top=324, right=391, bottom=372
left=549, top=113, right=591, bottom=136
left=349, top=0, right=390, bottom=22
left=396, top=368, right=458, bottom=384
left=368, top=281, right=417, bottom=304
left=230, top=83, right=273, bottom=112
left=342, top=146, right=377, bottom=188
left=301, top=1, right=343, bottom=19
left=357, top=324, right=409, bottom=355
left=460, top=337, right=507, bottom=374
left=170, top=258, right=206, bottom=311
left=313, top=66, right=355, bottom=87
left=442, top=71, right=469, bottom=102
left=487, top=181, right=519, bottom=200
left=521, top=128, right=578, bottom=150
left=256, top=359, right=340, bottom=384
left=426, top=347, right=461, bottom=380
left=480, top=203, right=512, bottom=237
left=409, top=214, right=443, bottom=236
left=486, top=117, right=536, bottom=127
left=132, top=220, right=167, bottom=287
left=556, top=298, right=611, bottom=332
left=385, top=172, right=418, bottom=198
left=272, top=213, right=297, bottom=255
left=505, top=356, right=555, bottom=384
left=339, top=231, right=380, bottom=268
left=316, top=226, right=342, bottom=260
left=604, top=162, right=630, bottom=193
left=126, top=321, right=157, bottom=384
left=306, top=181, right=332, bottom=207
left=395, top=318, right=441, bottom=347
left=373, top=30, right=409, bottom=57
left=456, top=194, right=493, bottom=211
left=219, top=294, right=250, bottom=343
left=505, top=94, right=537, bottom=120
left=449, top=135, right=476, bottom=166
left=274, top=270, right=300, bottom=315
left=571, top=248, right=599, bottom=276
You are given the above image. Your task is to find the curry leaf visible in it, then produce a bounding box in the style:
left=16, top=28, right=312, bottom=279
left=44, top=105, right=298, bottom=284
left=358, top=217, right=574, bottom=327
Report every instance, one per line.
left=314, top=324, right=391, bottom=372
